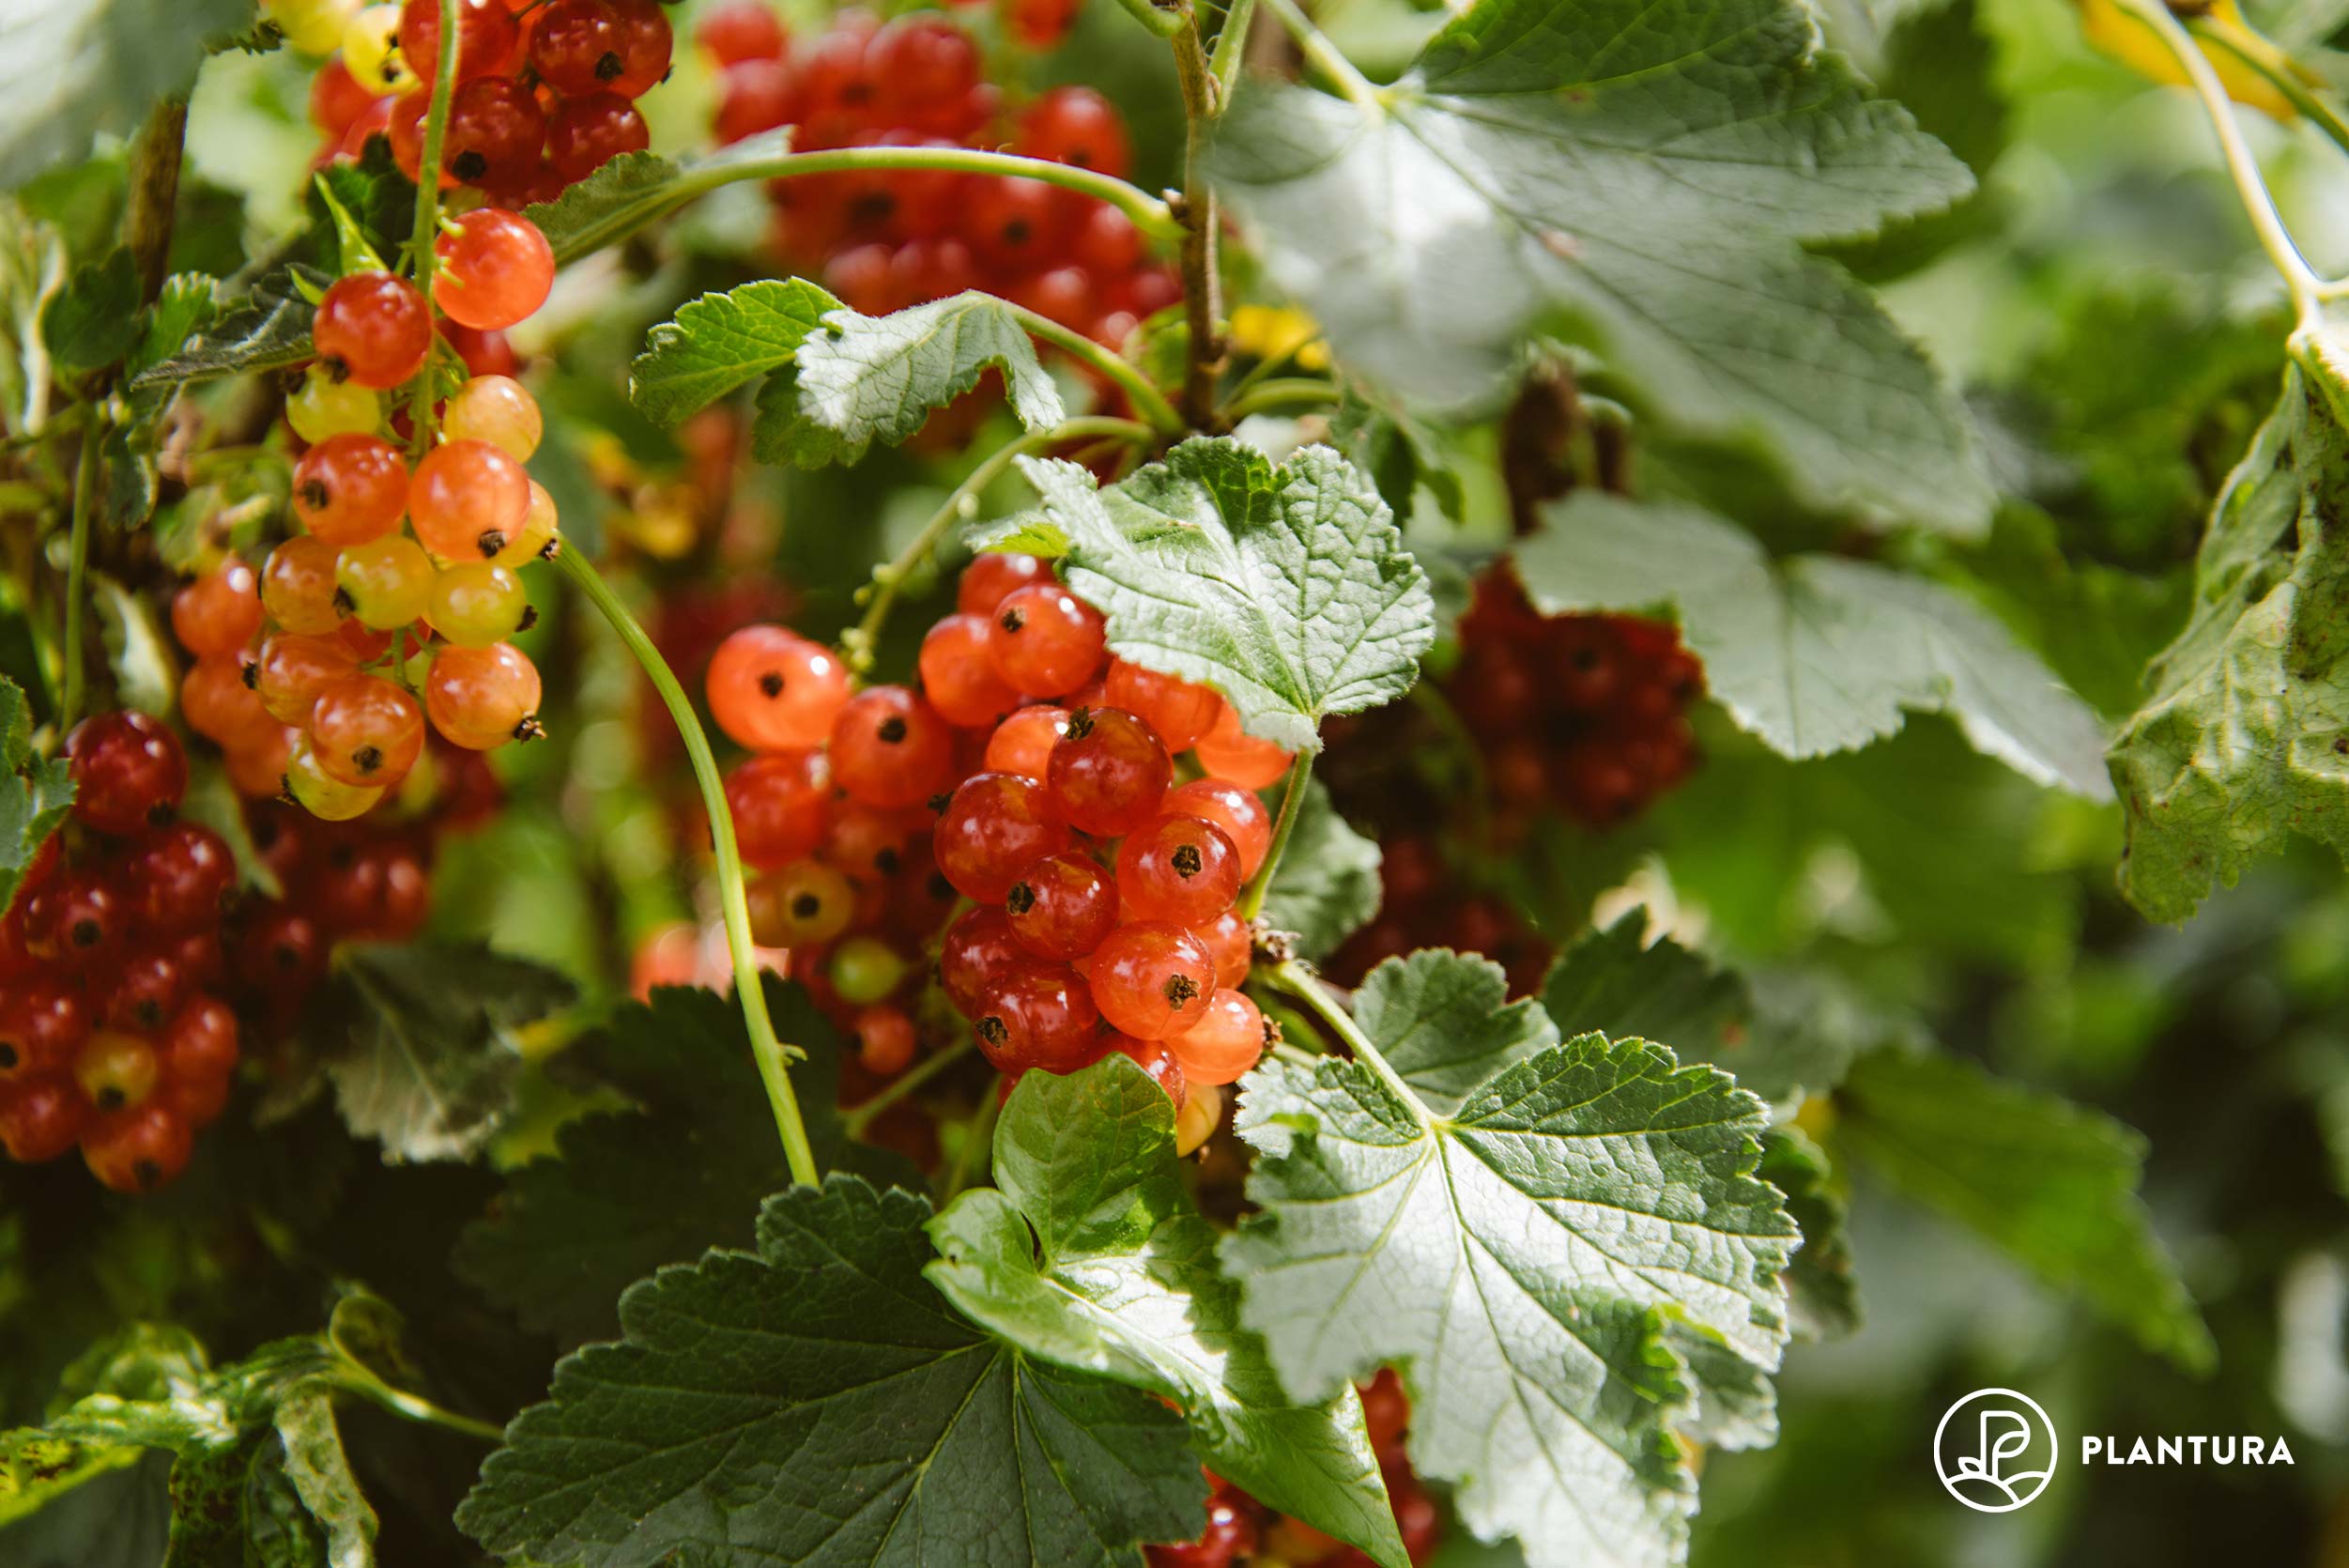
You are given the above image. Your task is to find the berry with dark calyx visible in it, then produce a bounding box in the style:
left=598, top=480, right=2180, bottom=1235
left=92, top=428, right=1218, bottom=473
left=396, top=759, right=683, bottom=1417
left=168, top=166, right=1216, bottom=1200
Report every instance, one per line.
left=601, top=0, right=675, bottom=97
left=122, top=822, right=236, bottom=933
left=311, top=271, right=432, bottom=389
left=972, top=962, right=1101, bottom=1074
left=854, top=1004, right=918, bottom=1075
left=66, top=711, right=188, bottom=834
left=0, top=1078, right=88, bottom=1163
left=334, top=534, right=437, bottom=629
left=410, top=438, right=530, bottom=562
left=1046, top=706, right=1171, bottom=837
left=987, top=583, right=1105, bottom=697
left=940, top=905, right=1025, bottom=1016
left=1164, top=989, right=1266, bottom=1086
left=284, top=733, right=386, bottom=822
left=830, top=685, right=957, bottom=809
left=1116, top=813, right=1242, bottom=927
left=0, top=981, right=91, bottom=1080
left=74, top=1031, right=161, bottom=1115
left=253, top=634, right=361, bottom=727
left=26, top=873, right=128, bottom=971
left=746, top=857, right=857, bottom=946
left=1005, top=850, right=1117, bottom=961
left=262, top=535, right=346, bottom=636
left=83, top=1102, right=193, bottom=1193
left=1016, top=86, right=1129, bottom=177
left=1104, top=659, right=1220, bottom=753
left=442, top=373, right=543, bottom=459
left=427, top=561, right=530, bottom=647
left=529, top=0, right=625, bottom=92
left=237, top=903, right=326, bottom=992
left=919, top=613, right=1021, bottom=729
left=438, top=76, right=546, bottom=188
left=172, top=563, right=264, bottom=656
left=1162, top=778, right=1273, bottom=881
left=292, top=433, right=409, bottom=546
left=983, top=704, right=1071, bottom=777
left=434, top=209, right=557, bottom=331
left=1090, top=920, right=1216, bottom=1040
left=424, top=642, right=544, bottom=750
left=958, top=551, right=1053, bottom=617
left=547, top=93, right=650, bottom=181
left=721, top=749, right=829, bottom=872
left=934, top=772, right=1072, bottom=903
left=1191, top=700, right=1295, bottom=791
left=398, top=0, right=519, bottom=83
left=309, top=673, right=426, bottom=789
left=706, top=625, right=852, bottom=751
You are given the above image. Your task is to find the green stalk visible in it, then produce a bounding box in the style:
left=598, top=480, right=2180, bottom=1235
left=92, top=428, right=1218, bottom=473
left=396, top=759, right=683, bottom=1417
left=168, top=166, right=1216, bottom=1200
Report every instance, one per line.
left=1236, top=749, right=1313, bottom=919
left=1207, top=0, right=1261, bottom=106
left=1259, top=0, right=1384, bottom=113
left=60, top=427, right=99, bottom=728
left=1267, top=958, right=1419, bottom=1111
left=406, top=0, right=463, bottom=445
left=554, top=548, right=821, bottom=1188
left=1004, top=305, right=1184, bottom=435
left=1220, top=377, right=1341, bottom=422
left=333, top=1364, right=505, bottom=1442
left=939, top=1090, right=1001, bottom=1202
left=1111, top=0, right=1188, bottom=37
left=1172, top=13, right=1226, bottom=426
left=2188, top=14, right=2349, bottom=165
left=844, top=416, right=1151, bottom=669
left=840, top=1039, right=977, bottom=1137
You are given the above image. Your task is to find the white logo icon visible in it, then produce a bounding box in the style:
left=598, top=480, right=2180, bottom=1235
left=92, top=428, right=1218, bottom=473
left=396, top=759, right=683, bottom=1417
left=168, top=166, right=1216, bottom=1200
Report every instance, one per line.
left=1934, top=1389, right=2058, bottom=1512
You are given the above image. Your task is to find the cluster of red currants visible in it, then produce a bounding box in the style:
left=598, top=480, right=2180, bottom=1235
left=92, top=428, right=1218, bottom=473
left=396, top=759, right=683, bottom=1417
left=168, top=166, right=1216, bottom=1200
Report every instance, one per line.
left=299, top=0, right=674, bottom=208
left=177, top=210, right=560, bottom=821
left=699, top=4, right=1179, bottom=352
left=1148, top=1371, right=1443, bottom=1568
left=0, top=715, right=240, bottom=1192
left=1447, top=566, right=1703, bottom=830
left=1325, top=836, right=1551, bottom=1000
left=704, top=552, right=1295, bottom=1135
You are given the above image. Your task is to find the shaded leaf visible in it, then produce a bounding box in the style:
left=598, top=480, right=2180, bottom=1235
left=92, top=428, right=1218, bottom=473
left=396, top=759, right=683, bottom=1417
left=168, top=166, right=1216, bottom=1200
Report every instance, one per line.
left=1257, top=778, right=1380, bottom=959
left=0, top=0, right=255, bottom=188
left=628, top=279, right=842, bottom=427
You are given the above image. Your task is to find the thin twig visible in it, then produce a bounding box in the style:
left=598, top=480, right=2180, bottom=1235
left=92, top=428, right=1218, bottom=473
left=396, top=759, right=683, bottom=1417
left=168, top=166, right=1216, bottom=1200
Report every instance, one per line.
left=60, top=428, right=100, bottom=728
left=1267, top=958, right=1421, bottom=1111
left=407, top=0, right=463, bottom=442
left=1236, top=750, right=1313, bottom=918
left=1172, top=12, right=1227, bottom=427
left=1259, top=0, right=1384, bottom=112
left=125, top=98, right=188, bottom=305
left=841, top=1039, right=978, bottom=1137
left=1208, top=0, right=1262, bottom=106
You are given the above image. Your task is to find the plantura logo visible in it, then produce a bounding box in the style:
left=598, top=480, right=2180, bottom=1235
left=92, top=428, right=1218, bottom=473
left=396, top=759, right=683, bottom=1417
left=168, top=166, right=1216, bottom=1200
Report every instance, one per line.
left=1934, top=1389, right=2059, bottom=1513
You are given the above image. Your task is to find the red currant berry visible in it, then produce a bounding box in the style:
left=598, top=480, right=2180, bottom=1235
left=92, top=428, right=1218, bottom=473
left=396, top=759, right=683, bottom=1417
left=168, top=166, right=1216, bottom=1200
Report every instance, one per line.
left=706, top=625, right=852, bottom=751
left=1046, top=706, right=1170, bottom=837
left=310, top=55, right=376, bottom=136
left=854, top=1003, right=918, bottom=1075
left=820, top=806, right=913, bottom=884
left=292, top=433, right=408, bottom=546
left=439, top=76, right=547, bottom=187
left=161, top=994, right=240, bottom=1084
left=1016, top=86, right=1129, bottom=177
left=964, top=175, right=1067, bottom=269
left=0, top=1077, right=88, bottom=1163
left=1005, top=851, right=1117, bottom=961
left=530, top=0, right=624, bottom=91
left=398, top=0, right=519, bottom=83
left=715, top=58, right=797, bottom=143
left=236, top=903, right=326, bottom=993
left=869, top=16, right=980, bottom=117
left=410, top=438, right=530, bottom=561
left=121, top=822, right=236, bottom=933
left=1104, top=660, right=1221, bottom=753
left=988, top=584, right=1104, bottom=697
left=424, top=641, right=544, bottom=749
left=309, top=673, right=426, bottom=789
left=1116, top=814, right=1241, bottom=927
left=1162, top=778, right=1273, bottom=881
left=546, top=92, right=649, bottom=181
left=746, top=856, right=856, bottom=945
left=1191, top=701, right=1295, bottom=790
left=181, top=655, right=273, bottom=748
left=434, top=208, right=556, bottom=330
left=254, top=634, right=361, bottom=728
left=1107, top=1032, right=1187, bottom=1106
left=172, top=562, right=264, bottom=657
left=1072, top=203, right=1144, bottom=274
left=0, top=981, right=90, bottom=1081
left=699, top=0, right=787, bottom=65
left=83, top=1102, right=194, bottom=1192
left=830, top=685, right=956, bottom=810
left=442, top=321, right=521, bottom=378
left=27, top=873, right=127, bottom=971
left=958, top=551, right=1052, bottom=616
left=65, top=711, right=187, bottom=834
left=602, top=0, right=675, bottom=96
left=940, top=905, right=1025, bottom=1017
left=934, top=772, right=1072, bottom=903
left=1164, top=989, right=1265, bottom=1086
left=105, top=949, right=191, bottom=1035
left=919, top=613, right=1021, bottom=729
left=972, top=962, right=1101, bottom=1074
left=726, top=750, right=832, bottom=869
left=1004, top=0, right=1080, bottom=50
left=312, top=271, right=432, bottom=389
left=1147, top=1496, right=1258, bottom=1568
left=75, top=1031, right=161, bottom=1115
left=1197, top=909, right=1251, bottom=989
left=1090, top=921, right=1215, bottom=1039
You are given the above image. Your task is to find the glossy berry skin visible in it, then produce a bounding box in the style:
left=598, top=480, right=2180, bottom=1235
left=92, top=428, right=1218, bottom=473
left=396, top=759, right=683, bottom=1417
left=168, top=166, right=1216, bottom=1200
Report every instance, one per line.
left=706, top=625, right=852, bottom=751
left=238, top=904, right=326, bottom=992
left=988, top=584, right=1105, bottom=697
left=1089, top=920, right=1215, bottom=1040
left=1162, top=778, right=1273, bottom=880
left=855, top=1005, right=918, bottom=1075
left=958, top=551, right=1052, bottom=616
left=1116, top=813, right=1241, bottom=927
left=440, top=77, right=546, bottom=187
left=940, top=905, right=1024, bottom=1016
left=602, top=0, right=675, bottom=96
left=66, top=711, right=187, bottom=834
left=982, top=704, right=1070, bottom=778
left=335, top=534, right=436, bottom=629
left=284, top=735, right=385, bottom=822
left=442, top=374, right=542, bottom=458
left=1148, top=1497, right=1259, bottom=1568
left=122, top=822, right=235, bottom=933
left=1105, top=1033, right=1186, bottom=1107
left=972, top=962, right=1101, bottom=1074
left=547, top=93, right=649, bottom=181
left=1165, top=989, right=1265, bottom=1086
left=309, top=674, right=425, bottom=788
left=726, top=750, right=832, bottom=869
left=293, top=433, right=408, bottom=546
left=1192, top=701, right=1295, bottom=790
left=1046, top=706, right=1170, bottom=837
left=0, top=1078, right=88, bottom=1163
left=261, top=536, right=345, bottom=636
left=1016, top=87, right=1130, bottom=177
left=918, top=613, right=1021, bottom=729
left=830, top=935, right=911, bottom=1005
left=529, top=0, right=626, bottom=92
left=25, top=873, right=125, bottom=971
left=162, top=996, right=239, bottom=1084
left=424, top=641, right=542, bottom=749
left=1005, top=851, right=1117, bottom=961
left=171, top=563, right=263, bottom=657
left=312, top=271, right=432, bottom=389
left=1198, top=909, right=1251, bottom=989
left=699, top=0, right=787, bottom=65
left=75, top=1031, right=161, bottom=1115
left=84, top=1103, right=193, bottom=1193
left=830, top=686, right=956, bottom=810
left=106, top=949, right=191, bottom=1033
left=427, top=561, right=529, bottom=646
left=398, top=0, right=518, bottom=82
left=434, top=209, right=555, bottom=330
left=410, top=438, right=530, bottom=561
left=1104, top=660, right=1221, bottom=753
left=934, top=772, right=1072, bottom=903
left=0, top=981, right=89, bottom=1079
left=181, top=655, right=273, bottom=747
left=254, top=634, right=361, bottom=726
left=746, top=857, right=855, bottom=946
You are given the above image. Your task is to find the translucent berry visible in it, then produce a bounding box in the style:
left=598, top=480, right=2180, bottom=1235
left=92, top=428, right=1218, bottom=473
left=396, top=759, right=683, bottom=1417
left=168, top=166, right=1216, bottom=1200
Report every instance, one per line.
left=988, top=583, right=1104, bottom=696
left=398, top=0, right=519, bottom=83
left=106, top=949, right=191, bottom=1034
left=699, top=0, right=787, bottom=65
left=309, top=673, right=425, bottom=788
left=958, top=551, right=1052, bottom=617
left=292, top=433, right=409, bottom=546
left=489, top=479, right=560, bottom=568
left=65, top=711, right=187, bottom=834
left=1107, top=1033, right=1186, bottom=1106
left=973, top=962, right=1100, bottom=1074
left=442, top=373, right=543, bottom=458
left=284, top=733, right=385, bottom=821
left=424, top=641, right=543, bottom=748
left=120, top=822, right=235, bottom=932
left=1198, top=909, right=1252, bottom=990
left=312, top=270, right=432, bottom=389
left=434, top=210, right=556, bottom=331
left=409, top=438, right=530, bottom=561
left=341, top=3, right=412, bottom=95
left=1163, top=778, right=1273, bottom=880
left=855, top=1004, right=917, bottom=1076
left=182, top=654, right=275, bottom=746
left=1089, top=920, right=1215, bottom=1039
left=172, top=562, right=264, bottom=657
left=601, top=0, right=675, bottom=96
left=726, top=749, right=832, bottom=869
left=25, top=873, right=125, bottom=970
left=1046, top=706, right=1170, bottom=837
left=1005, top=851, right=1117, bottom=961
left=75, top=1031, right=161, bottom=1115
left=0, top=1078, right=88, bottom=1163
left=746, top=857, right=855, bottom=946
left=706, top=625, right=851, bottom=751
left=83, top=1102, right=193, bottom=1192
left=982, top=704, right=1070, bottom=777
left=428, top=561, right=530, bottom=646
left=1192, top=701, right=1295, bottom=790
left=254, top=633, right=360, bottom=727
left=934, top=772, right=1072, bottom=903
left=546, top=93, right=649, bottom=181
left=941, top=905, right=1024, bottom=1017
left=287, top=364, right=382, bottom=443
left=1104, top=660, right=1221, bottom=753
left=0, top=981, right=90, bottom=1080
left=829, top=935, right=910, bottom=1005
left=440, top=76, right=547, bottom=187
left=261, top=536, right=345, bottom=636
left=830, top=686, right=956, bottom=809
left=1117, top=814, right=1241, bottom=926
left=1165, top=989, right=1265, bottom=1086
left=919, top=613, right=1021, bottom=729
left=335, top=534, right=436, bottom=628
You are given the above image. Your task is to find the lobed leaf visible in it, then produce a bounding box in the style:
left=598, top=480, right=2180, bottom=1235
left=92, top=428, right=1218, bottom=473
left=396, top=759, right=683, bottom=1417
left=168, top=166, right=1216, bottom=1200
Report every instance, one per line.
left=526, top=131, right=791, bottom=264
left=0, top=674, right=74, bottom=915
left=1256, top=778, right=1381, bottom=958
left=629, top=278, right=843, bottom=427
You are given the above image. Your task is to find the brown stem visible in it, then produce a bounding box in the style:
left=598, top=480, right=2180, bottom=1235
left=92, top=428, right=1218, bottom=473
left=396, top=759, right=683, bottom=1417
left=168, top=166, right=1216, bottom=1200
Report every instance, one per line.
left=1173, top=14, right=1225, bottom=430
left=125, top=98, right=188, bottom=306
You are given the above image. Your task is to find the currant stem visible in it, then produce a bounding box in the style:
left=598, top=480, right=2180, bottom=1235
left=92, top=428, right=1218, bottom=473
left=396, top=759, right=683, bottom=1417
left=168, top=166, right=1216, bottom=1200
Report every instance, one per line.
left=1267, top=957, right=1420, bottom=1110
left=1110, top=0, right=1188, bottom=38
left=1007, top=306, right=1184, bottom=435
left=59, top=424, right=99, bottom=729
left=406, top=0, right=463, bottom=445
left=1172, top=10, right=1227, bottom=427
left=553, top=547, right=821, bottom=1189
left=125, top=97, right=187, bottom=305
left=1236, top=748, right=1313, bottom=919
left=1219, top=377, right=1341, bottom=422
left=2188, top=14, right=2349, bottom=166
left=844, top=416, right=1151, bottom=671
left=332, top=1362, right=505, bottom=1442
left=840, top=1038, right=977, bottom=1136
left=1207, top=0, right=1260, bottom=107
left=1259, top=0, right=1384, bottom=114
left=939, top=1089, right=1000, bottom=1202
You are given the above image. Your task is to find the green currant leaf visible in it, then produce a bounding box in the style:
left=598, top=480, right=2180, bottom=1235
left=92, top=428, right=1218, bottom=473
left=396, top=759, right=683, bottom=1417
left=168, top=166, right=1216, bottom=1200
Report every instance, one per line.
left=1223, top=951, right=1797, bottom=1568
left=0, top=0, right=255, bottom=189
left=454, top=979, right=917, bottom=1346
left=40, top=245, right=138, bottom=376
left=928, top=1057, right=1409, bottom=1568
left=525, top=131, right=791, bottom=266
left=2108, top=372, right=2349, bottom=920
left=309, top=941, right=576, bottom=1163
left=754, top=291, right=1066, bottom=469
left=0, top=674, right=74, bottom=915
left=1206, top=0, right=1990, bottom=536
left=1540, top=920, right=1751, bottom=1070
left=1257, top=778, right=1380, bottom=959
left=1837, top=1048, right=2210, bottom=1371
left=1516, top=493, right=2111, bottom=796
left=269, top=1389, right=375, bottom=1568
left=1759, top=1129, right=1860, bottom=1341
left=0, top=1431, right=143, bottom=1527
left=990, top=438, right=1435, bottom=753
left=629, top=279, right=844, bottom=427
left=458, top=1174, right=1205, bottom=1568
left=128, top=267, right=321, bottom=394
